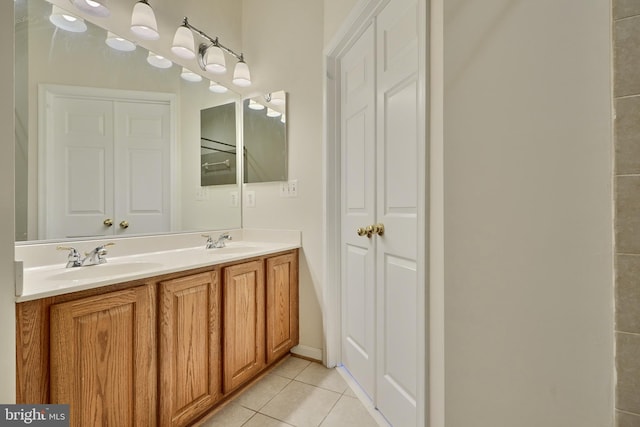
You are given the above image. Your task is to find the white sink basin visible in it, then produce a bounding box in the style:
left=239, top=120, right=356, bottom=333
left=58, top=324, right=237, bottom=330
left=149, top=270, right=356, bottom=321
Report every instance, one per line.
left=47, top=262, right=164, bottom=281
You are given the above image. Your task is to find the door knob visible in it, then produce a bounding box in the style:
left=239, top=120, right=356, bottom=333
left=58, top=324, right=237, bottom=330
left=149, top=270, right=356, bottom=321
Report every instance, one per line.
left=372, top=223, right=384, bottom=236
left=119, top=220, right=129, bottom=229
left=357, top=227, right=369, bottom=237
left=103, top=218, right=113, bottom=227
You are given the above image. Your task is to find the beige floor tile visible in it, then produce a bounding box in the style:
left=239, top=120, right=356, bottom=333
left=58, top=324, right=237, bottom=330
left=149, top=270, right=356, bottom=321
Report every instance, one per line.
left=271, top=356, right=311, bottom=379
left=242, top=413, right=295, bottom=427
left=343, top=386, right=357, bottom=398
left=200, top=402, right=255, bottom=427
left=295, top=363, right=347, bottom=394
left=319, top=395, right=380, bottom=427
left=259, top=380, right=341, bottom=427
left=236, top=374, right=291, bottom=411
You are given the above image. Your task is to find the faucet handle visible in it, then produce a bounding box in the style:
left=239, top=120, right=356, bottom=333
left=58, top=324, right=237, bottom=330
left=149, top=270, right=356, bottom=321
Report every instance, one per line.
left=57, top=246, right=81, bottom=268
left=57, top=245, right=79, bottom=256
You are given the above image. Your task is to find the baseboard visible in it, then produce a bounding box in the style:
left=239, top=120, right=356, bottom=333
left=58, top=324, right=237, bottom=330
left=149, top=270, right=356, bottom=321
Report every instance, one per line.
left=290, top=345, right=322, bottom=362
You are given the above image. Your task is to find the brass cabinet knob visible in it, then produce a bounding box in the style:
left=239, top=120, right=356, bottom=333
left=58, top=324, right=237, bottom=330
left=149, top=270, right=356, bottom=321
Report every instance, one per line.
left=103, top=218, right=113, bottom=227
left=119, top=220, right=129, bottom=229
left=357, top=227, right=368, bottom=237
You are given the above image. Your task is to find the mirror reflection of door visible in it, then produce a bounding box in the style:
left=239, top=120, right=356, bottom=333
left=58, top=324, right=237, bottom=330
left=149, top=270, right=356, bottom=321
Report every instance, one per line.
left=41, top=85, right=173, bottom=240
left=242, top=91, right=287, bottom=183
left=200, top=102, right=237, bottom=186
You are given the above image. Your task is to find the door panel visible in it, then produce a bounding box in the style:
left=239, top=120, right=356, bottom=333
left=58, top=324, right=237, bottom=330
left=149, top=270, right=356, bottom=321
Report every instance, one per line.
left=114, top=101, right=171, bottom=235
left=340, top=23, right=376, bottom=399
left=49, top=96, right=114, bottom=239
left=375, top=0, right=420, bottom=425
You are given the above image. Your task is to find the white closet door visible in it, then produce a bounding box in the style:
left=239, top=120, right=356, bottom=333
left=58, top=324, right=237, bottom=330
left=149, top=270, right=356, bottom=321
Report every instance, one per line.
left=340, top=23, right=377, bottom=399
left=114, top=101, right=171, bottom=236
left=47, top=95, right=115, bottom=239
left=375, top=0, right=421, bottom=425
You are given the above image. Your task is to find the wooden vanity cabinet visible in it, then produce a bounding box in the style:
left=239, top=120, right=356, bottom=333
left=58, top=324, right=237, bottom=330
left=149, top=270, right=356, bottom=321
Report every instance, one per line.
left=222, top=260, right=266, bottom=394
left=159, top=271, right=221, bottom=427
left=16, top=249, right=299, bottom=427
left=266, top=252, right=299, bottom=364
left=49, top=284, right=157, bottom=427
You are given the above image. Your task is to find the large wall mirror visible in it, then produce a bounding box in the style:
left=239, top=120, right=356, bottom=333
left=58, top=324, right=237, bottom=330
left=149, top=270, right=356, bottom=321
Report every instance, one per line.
left=15, top=0, right=242, bottom=242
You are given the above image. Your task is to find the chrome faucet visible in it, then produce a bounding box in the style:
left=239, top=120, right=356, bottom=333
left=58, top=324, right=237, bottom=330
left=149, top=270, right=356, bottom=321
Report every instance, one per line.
left=203, top=232, right=232, bottom=249
left=57, top=243, right=115, bottom=268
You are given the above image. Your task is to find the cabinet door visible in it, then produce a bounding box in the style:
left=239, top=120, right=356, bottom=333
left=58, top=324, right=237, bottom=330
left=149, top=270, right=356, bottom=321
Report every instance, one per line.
left=159, top=271, right=221, bottom=427
left=223, top=260, right=265, bottom=393
left=266, top=252, right=299, bottom=364
left=50, top=285, right=156, bottom=427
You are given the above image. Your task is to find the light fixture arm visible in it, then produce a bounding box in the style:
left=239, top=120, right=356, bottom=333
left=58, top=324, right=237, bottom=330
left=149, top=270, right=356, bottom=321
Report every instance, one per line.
left=182, top=17, right=244, bottom=62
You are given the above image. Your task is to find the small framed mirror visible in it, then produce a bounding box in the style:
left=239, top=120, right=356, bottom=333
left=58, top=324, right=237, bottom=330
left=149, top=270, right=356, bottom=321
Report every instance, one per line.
left=200, top=102, right=238, bottom=186
left=242, top=91, right=287, bottom=183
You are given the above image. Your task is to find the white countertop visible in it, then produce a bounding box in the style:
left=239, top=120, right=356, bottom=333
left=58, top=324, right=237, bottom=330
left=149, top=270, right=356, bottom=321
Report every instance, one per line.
left=15, top=229, right=301, bottom=302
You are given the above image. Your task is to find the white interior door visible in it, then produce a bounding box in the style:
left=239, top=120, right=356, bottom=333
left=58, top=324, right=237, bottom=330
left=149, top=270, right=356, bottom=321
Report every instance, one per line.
left=114, top=101, right=171, bottom=236
left=375, top=0, right=421, bottom=425
left=340, top=23, right=376, bottom=399
left=339, top=0, right=423, bottom=425
left=47, top=95, right=115, bottom=239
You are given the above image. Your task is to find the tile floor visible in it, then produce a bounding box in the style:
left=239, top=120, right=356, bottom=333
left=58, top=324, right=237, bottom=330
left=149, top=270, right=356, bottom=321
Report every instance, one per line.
left=197, top=356, right=383, bottom=427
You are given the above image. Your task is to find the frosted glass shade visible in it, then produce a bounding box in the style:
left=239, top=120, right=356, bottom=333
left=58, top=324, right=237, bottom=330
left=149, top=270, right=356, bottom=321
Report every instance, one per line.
left=208, top=81, right=228, bottom=94
left=105, top=32, right=136, bottom=52
left=204, top=46, right=226, bottom=74
left=232, top=60, right=251, bottom=87
left=171, top=26, right=196, bottom=60
left=267, top=108, right=281, bottom=118
left=269, top=90, right=286, bottom=106
left=147, top=52, right=172, bottom=69
left=248, top=100, right=265, bottom=110
left=70, top=0, right=110, bottom=17
left=181, top=67, right=202, bottom=82
left=130, top=1, right=159, bottom=40
left=49, top=6, right=87, bottom=32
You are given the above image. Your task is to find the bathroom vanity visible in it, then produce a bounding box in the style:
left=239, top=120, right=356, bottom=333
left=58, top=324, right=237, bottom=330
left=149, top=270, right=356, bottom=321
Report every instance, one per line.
left=15, top=231, right=299, bottom=427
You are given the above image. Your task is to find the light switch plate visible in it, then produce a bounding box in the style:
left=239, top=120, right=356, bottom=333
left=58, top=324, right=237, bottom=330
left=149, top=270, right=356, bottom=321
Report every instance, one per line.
left=245, top=190, right=256, bottom=207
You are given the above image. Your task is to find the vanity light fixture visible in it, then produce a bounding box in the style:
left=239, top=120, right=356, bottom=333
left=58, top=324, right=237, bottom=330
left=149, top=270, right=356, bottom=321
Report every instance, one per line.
left=171, top=18, right=196, bottom=60
left=69, top=0, right=110, bottom=17
left=130, top=0, right=159, bottom=40
left=232, top=57, right=251, bottom=87
left=173, top=17, right=251, bottom=86
left=208, top=81, right=228, bottom=94
left=248, top=99, right=265, bottom=110
left=105, top=32, right=136, bottom=51
left=147, top=51, right=172, bottom=69
left=181, top=67, right=202, bottom=82
left=266, top=107, right=282, bottom=118
left=50, top=5, right=87, bottom=32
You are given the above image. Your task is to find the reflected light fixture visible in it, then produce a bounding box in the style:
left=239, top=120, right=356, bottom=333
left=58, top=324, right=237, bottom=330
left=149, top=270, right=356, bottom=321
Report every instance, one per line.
left=173, top=17, right=250, bottom=87
left=209, top=81, right=228, bottom=94
left=280, top=114, right=286, bottom=124
left=181, top=67, right=202, bottom=82
left=248, top=99, right=265, bottom=110
left=171, top=18, right=196, bottom=59
left=105, top=32, right=136, bottom=51
left=130, top=0, right=159, bottom=40
left=49, top=5, right=87, bottom=32
left=147, top=52, right=172, bottom=69
left=69, top=0, right=110, bottom=17
left=269, top=91, right=286, bottom=106
left=266, top=108, right=281, bottom=118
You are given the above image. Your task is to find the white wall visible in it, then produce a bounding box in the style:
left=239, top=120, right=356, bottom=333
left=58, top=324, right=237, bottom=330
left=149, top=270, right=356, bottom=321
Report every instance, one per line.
left=241, top=0, right=325, bottom=355
left=324, top=0, right=360, bottom=45
left=443, top=1, right=614, bottom=426
left=0, top=0, right=16, bottom=404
